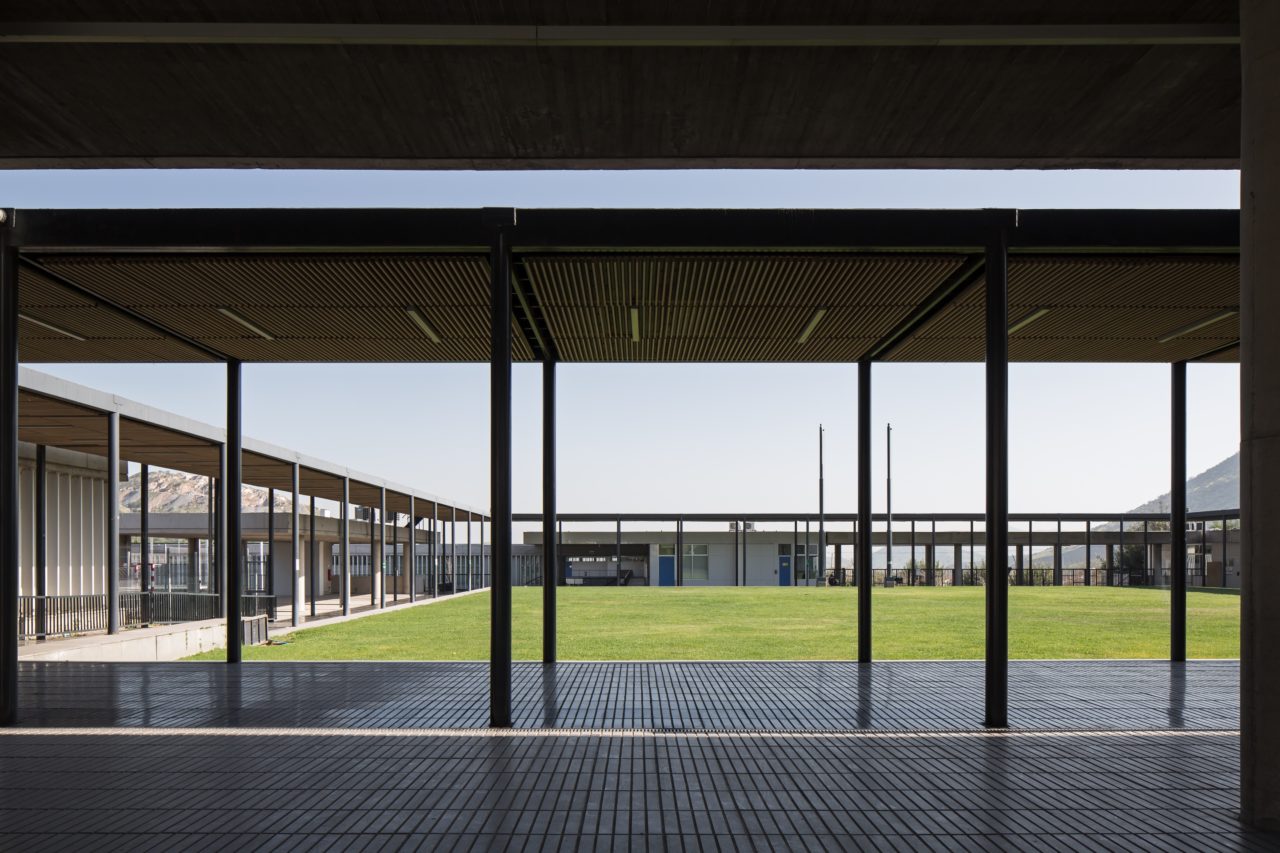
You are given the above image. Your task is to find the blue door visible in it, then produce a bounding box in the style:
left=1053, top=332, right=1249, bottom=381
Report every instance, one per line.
left=778, top=555, right=791, bottom=586
left=659, top=555, right=676, bottom=586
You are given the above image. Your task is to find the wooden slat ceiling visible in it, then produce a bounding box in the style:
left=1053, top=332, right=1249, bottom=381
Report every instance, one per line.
left=18, top=390, right=221, bottom=478
left=26, top=255, right=535, bottom=363
left=19, top=251, right=1239, bottom=364
left=886, top=256, right=1239, bottom=363
left=525, top=254, right=965, bottom=362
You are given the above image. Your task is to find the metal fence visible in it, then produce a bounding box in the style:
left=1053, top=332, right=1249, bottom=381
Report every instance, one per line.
left=18, top=594, right=110, bottom=638
left=19, top=592, right=279, bottom=639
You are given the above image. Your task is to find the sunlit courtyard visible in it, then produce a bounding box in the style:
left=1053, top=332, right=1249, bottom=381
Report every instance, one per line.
left=190, top=586, right=1241, bottom=662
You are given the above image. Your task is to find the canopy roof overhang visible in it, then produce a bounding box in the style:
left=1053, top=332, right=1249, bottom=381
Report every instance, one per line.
left=17, top=367, right=482, bottom=520
left=9, top=207, right=1240, bottom=365
left=0, top=2, right=1241, bottom=169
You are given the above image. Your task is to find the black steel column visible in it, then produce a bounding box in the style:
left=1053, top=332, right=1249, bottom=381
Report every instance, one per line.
left=676, top=517, right=684, bottom=586
left=35, top=445, right=47, bottom=638
left=489, top=215, right=514, bottom=728
left=857, top=360, right=872, bottom=663
left=467, top=511, right=474, bottom=590
left=792, top=520, right=798, bottom=587
left=291, top=464, right=300, bottom=627
left=818, top=425, right=826, bottom=583
left=267, top=487, right=276, bottom=620
left=451, top=506, right=457, bottom=590
left=616, top=519, right=622, bottom=585
left=215, top=446, right=225, bottom=610
left=377, top=487, right=386, bottom=608
left=392, top=509, right=399, bottom=602
left=1085, top=520, right=1092, bottom=586
left=340, top=477, right=350, bottom=615
left=1, top=223, right=18, bottom=724
left=984, top=228, right=1009, bottom=728
left=140, top=463, right=150, bottom=624
left=308, top=494, right=317, bottom=618
left=106, top=412, right=120, bottom=635
left=226, top=361, right=243, bottom=663
left=1171, top=361, right=1188, bottom=661
left=735, top=521, right=741, bottom=586
left=542, top=359, right=556, bottom=661
left=408, top=497, right=417, bottom=603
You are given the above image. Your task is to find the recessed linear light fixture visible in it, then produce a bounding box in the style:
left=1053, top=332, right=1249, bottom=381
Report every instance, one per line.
left=797, top=308, right=827, bottom=344
left=1008, top=307, right=1051, bottom=335
left=217, top=307, right=275, bottom=341
left=1157, top=309, right=1238, bottom=344
left=19, top=313, right=86, bottom=341
left=629, top=307, right=640, bottom=343
left=404, top=307, right=442, bottom=343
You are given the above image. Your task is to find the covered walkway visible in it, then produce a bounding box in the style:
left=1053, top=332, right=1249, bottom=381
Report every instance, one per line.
left=1, top=659, right=1257, bottom=849
left=14, top=659, right=1239, bottom=732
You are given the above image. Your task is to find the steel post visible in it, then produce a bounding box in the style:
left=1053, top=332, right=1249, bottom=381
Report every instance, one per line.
left=35, top=445, right=46, bottom=638
left=291, top=464, right=300, bottom=627
left=140, top=463, right=150, bottom=623
left=107, top=412, right=120, bottom=635
left=542, top=359, right=557, bottom=660
left=857, top=360, right=872, bottom=662
left=0, top=226, right=17, bottom=724
left=984, top=227, right=1009, bottom=728
left=1171, top=361, right=1187, bottom=661
left=226, top=361, right=243, bottom=662
left=340, top=477, right=350, bottom=616
left=489, top=217, right=514, bottom=728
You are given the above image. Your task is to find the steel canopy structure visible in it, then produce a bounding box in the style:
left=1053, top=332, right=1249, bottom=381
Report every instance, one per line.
left=9, top=208, right=1240, bottom=365
left=0, top=204, right=1239, bottom=729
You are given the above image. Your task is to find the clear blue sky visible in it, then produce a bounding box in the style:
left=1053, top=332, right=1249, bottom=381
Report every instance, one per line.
left=7, top=169, right=1241, bottom=516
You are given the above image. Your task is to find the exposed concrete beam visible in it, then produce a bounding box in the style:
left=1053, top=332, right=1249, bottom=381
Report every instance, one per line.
left=0, top=22, right=1241, bottom=47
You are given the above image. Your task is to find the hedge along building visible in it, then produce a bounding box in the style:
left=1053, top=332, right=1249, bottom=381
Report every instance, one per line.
left=13, top=367, right=485, bottom=642
left=3, top=1, right=1280, bottom=831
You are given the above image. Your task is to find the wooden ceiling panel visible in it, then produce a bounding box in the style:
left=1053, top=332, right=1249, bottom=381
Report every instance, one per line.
left=888, top=256, right=1239, bottom=362
left=32, top=254, right=535, bottom=362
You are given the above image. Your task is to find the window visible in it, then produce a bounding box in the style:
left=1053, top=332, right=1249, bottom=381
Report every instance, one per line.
left=777, top=544, right=791, bottom=556
left=683, top=544, right=709, bottom=580
left=659, top=544, right=675, bottom=557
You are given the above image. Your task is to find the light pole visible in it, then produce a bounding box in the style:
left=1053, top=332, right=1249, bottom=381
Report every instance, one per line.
left=886, top=423, right=893, bottom=584
left=818, top=424, right=825, bottom=586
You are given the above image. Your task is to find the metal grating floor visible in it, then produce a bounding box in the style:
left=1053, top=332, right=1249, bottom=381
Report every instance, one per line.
left=0, top=729, right=1266, bottom=850
left=16, top=659, right=1239, bottom=732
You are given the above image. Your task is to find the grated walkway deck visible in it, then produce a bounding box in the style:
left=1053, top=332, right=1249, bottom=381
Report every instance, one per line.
left=16, top=659, right=1239, bottom=732
left=0, top=728, right=1266, bottom=850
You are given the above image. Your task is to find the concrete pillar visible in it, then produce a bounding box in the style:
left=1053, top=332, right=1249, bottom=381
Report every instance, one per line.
left=953, top=544, right=964, bottom=586
left=1242, top=0, right=1280, bottom=829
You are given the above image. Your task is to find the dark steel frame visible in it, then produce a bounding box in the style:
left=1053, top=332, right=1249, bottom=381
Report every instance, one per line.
left=225, top=361, right=243, bottom=663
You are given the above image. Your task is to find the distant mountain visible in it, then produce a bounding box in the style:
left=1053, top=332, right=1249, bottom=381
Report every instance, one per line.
left=1034, top=451, right=1238, bottom=566
left=121, top=469, right=290, bottom=514
left=1128, top=452, right=1238, bottom=516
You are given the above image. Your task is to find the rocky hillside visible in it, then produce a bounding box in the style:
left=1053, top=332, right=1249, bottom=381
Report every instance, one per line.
left=121, top=469, right=291, bottom=514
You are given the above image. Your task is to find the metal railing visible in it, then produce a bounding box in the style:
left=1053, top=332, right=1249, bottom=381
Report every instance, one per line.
left=19, top=591, right=280, bottom=639
left=19, top=594, right=109, bottom=638
left=240, top=594, right=276, bottom=619
left=147, top=592, right=222, bottom=624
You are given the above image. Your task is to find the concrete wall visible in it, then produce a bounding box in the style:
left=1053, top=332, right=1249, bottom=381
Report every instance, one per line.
left=20, top=618, right=226, bottom=662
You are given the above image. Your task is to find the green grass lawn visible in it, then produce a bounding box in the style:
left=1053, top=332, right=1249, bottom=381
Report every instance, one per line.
left=187, top=586, right=1239, bottom=662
